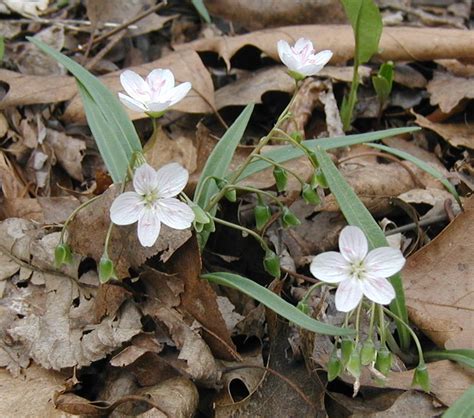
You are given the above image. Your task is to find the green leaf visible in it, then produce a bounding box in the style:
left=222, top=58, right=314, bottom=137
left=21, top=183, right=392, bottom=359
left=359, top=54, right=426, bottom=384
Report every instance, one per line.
left=78, top=83, right=129, bottom=182
left=372, top=61, right=394, bottom=103
left=367, top=143, right=461, bottom=207
left=442, top=385, right=474, bottom=418
left=235, top=127, right=420, bottom=182
left=27, top=37, right=142, bottom=182
left=341, top=0, right=383, bottom=64
left=201, top=272, right=355, bottom=336
left=191, top=0, right=211, bottom=23
left=425, top=349, right=474, bottom=368
left=194, top=104, right=254, bottom=247
left=313, top=146, right=410, bottom=351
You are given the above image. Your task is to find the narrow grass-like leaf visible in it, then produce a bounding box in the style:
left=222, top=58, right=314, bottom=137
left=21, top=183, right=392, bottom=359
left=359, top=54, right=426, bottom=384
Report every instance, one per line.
left=425, top=349, right=474, bottom=368
left=191, top=0, right=211, bottom=23
left=442, top=385, right=474, bottom=418
left=235, top=127, right=420, bottom=182
left=341, top=0, right=383, bottom=64
left=78, top=83, right=128, bottom=182
left=313, top=146, right=410, bottom=350
left=202, top=272, right=355, bottom=336
left=27, top=37, right=141, bottom=181
left=367, top=143, right=461, bottom=206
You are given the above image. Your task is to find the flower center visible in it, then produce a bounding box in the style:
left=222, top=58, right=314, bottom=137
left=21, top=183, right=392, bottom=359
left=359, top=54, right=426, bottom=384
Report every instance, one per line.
left=143, top=191, right=158, bottom=208
left=350, top=261, right=366, bottom=280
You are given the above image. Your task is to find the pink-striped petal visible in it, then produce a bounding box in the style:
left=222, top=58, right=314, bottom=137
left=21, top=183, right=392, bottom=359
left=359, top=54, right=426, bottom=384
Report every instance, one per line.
left=110, top=192, right=143, bottom=225
left=335, top=278, right=363, bottom=312
left=164, top=82, right=192, bottom=107
left=133, top=163, right=159, bottom=195
left=156, top=198, right=194, bottom=229
left=118, top=93, right=147, bottom=113
left=365, top=247, right=405, bottom=278
left=120, top=70, right=150, bottom=102
left=155, top=163, right=189, bottom=198
left=146, top=69, right=174, bottom=94
left=361, top=276, right=396, bottom=305
left=137, top=208, right=161, bottom=247
left=310, top=251, right=350, bottom=283
left=339, top=225, right=368, bottom=263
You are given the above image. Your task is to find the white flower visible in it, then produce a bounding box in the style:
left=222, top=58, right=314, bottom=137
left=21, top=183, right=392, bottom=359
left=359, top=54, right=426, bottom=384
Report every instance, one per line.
left=110, top=162, right=195, bottom=247
left=277, top=38, right=333, bottom=79
left=310, top=226, right=405, bottom=312
left=118, top=69, right=192, bottom=117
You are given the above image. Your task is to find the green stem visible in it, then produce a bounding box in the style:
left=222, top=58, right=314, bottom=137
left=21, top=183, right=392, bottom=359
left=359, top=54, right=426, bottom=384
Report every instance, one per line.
left=300, top=282, right=327, bottom=306
left=378, top=304, right=386, bottom=346
left=342, top=60, right=360, bottom=131
left=212, top=216, right=270, bottom=252
left=354, top=301, right=363, bottom=344
left=151, top=116, right=158, bottom=138
left=60, top=195, right=102, bottom=243
left=368, top=302, right=376, bottom=340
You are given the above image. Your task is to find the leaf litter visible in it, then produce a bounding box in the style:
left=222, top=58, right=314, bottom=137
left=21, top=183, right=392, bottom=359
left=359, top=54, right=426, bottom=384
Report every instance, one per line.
left=0, top=1, right=473, bottom=416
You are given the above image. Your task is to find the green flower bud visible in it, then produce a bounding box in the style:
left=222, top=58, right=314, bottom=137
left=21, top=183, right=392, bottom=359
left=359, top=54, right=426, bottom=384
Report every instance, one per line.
left=311, top=169, right=328, bottom=189
left=341, top=337, right=354, bottom=365
left=412, top=363, right=430, bottom=393
left=301, top=183, right=321, bottom=205
left=54, top=243, right=73, bottom=267
left=99, top=255, right=117, bottom=283
left=224, top=188, right=237, bottom=202
left=191, top=204, right=210, bottom=225
left=290, top=131, right=304, bottom=144
left=273, top=166, right=288, bottom=192
left=203, top=216, right=216, bottom=233
left=375, top=346, right=393, bottom=376
left=306, top=149, right=318, bottom=167
left=254, top=204, right=271, bottom=230
left=327, top=350, right=343, bottom=382
left=282, top=207, right=301, bottom=228
left=347, top=348, right=362, bottom=379
left=296, top=300, right=309, bottom=315
left=263, top=250, right=281, bottom=278
left=360, top=339, right=376, bottom=366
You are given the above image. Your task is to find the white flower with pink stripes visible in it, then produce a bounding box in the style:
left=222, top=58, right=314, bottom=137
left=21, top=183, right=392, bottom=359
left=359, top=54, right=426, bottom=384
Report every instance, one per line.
left=310, top=226, right=405, bottom=312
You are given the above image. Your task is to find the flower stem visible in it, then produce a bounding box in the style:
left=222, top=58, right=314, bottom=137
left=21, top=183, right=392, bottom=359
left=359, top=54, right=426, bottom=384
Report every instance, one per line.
left=354, top=302, right=363, bottom=344
left=300, top=281, right=327, bottom=306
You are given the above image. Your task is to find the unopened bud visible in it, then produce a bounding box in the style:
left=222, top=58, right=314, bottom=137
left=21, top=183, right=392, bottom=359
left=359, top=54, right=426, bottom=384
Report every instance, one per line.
left=282, top=207, right=300, bottom=228
left=311, top=169, right=328, bottom=189
left=347, top=348, right=361, bottom=379
left=191, top=204, right=210, bottom=225
left=254, top=204, right=271, bottom=230
left=263, top=250, right=281, bottom=278
left=273, top=166, right=288, bottom=192
left=412, top=363, right=430, bottom=393
left=327, top=350, right=343, bottom=382
left=290, top=131, right=304, bottom=143
left=54, top=243, right=73, bottom=267
left=375, top=346, right=392, bottom=376
left=360, top=339, right=376, bottom=366
left=302, top=183, right=321, bottom=205
left=341, top=337, right=354, bottom=365
left=296, top=300, right=309, bottom=315
left=99, top=255, right=117, bottom=283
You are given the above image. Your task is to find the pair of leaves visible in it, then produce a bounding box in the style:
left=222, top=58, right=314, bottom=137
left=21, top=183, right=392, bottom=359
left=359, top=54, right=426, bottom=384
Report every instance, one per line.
left=29, top=38, right=142, bottom=183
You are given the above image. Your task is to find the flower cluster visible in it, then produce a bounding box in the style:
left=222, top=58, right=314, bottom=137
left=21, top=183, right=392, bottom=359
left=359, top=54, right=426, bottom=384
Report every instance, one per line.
left=310, top=226, right=405, bottom=312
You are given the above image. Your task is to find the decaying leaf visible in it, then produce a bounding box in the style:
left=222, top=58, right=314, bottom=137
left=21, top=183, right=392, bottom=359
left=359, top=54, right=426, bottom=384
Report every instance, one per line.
left=403, top=196, right=474, bottom=350
left=427, top=71, right=474, bottom=114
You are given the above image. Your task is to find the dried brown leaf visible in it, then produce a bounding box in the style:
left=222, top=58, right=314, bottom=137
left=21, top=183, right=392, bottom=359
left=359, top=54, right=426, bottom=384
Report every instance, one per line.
left=427, top=71, right=474, bottom=113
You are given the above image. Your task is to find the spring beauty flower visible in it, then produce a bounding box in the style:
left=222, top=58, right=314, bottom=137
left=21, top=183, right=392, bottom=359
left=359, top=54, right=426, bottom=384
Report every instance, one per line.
left=310, top=226, right=405, bottom=312
left=118, top=69, right=192, bottom=117
left=277, top=38, right=333, bottom=80
left=110, top=163, right=195, bottom=247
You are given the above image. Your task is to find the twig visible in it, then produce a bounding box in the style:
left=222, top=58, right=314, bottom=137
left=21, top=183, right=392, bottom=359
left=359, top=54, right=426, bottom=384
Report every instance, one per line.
left=222, top=364, right=316, bottom=409
left=384, top=213, right=448, bottom=236
left=2, top=18, right=138, bottom=29
left=85, top=32, right=125, bottom=70
left=281, top=267, right=318, bottom=284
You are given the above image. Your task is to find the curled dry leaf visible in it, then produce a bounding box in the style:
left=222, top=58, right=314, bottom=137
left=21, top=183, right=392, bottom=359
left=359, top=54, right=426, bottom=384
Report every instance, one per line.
left=177, top=25, right=474, bottom=70
left=204, top=0, right=346, bottom=30
left=68, top=185, right=191, bottom=278
left=402, top=196, right=474, bottom=350
left=414, top=112, right=474, bottom=150
left=427, top=71, right=474, bottom=114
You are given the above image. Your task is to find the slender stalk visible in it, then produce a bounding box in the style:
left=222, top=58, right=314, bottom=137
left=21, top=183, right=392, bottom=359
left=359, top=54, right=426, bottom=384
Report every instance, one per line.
left=59, top=195, right=102, bottom=243
left=342, top=60, right=360, bottom=131
left=300, top=282, right=327, bottom=306
left=354, top=301, right=363, bottom=344
left=252, top=154, right=305, bottom=185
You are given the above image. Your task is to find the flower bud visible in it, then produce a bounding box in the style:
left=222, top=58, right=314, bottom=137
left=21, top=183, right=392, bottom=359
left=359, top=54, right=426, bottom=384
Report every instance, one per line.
left=263, top=250, right=281, bottom=278
left=412, top=363, right=430, bottom=393
left=273, top=166, right=288, bottom=192
left=311, top=169, right=328, bottom=189
left=302, top=183, right=321, bottom=205
left=327, top=350, right=343, bottom=382
left=306, top=149, right=318, bottom=167
left=340, top=337, right=354, bottom=365
left=282, top=207, right=301, bottom=228
left=224, top=188, right=237, bottom=202
left=360, top=339, right=376, bottom=366
left=99, top=255, right=117, bottom=283
left=296, top=300, right=309, bottom=315
left=347, top=348, right=362, bottom=379
left=191, top=204, right=210, bottom=225
left=254, top=204, right=271, bottom=231
left=203, top=216, right=216, bottom=233
left=375, top=346, right=392, bottom=376
left=290, top=131, right=304, bottom=143
left=54, top=243, right=73, bottom=267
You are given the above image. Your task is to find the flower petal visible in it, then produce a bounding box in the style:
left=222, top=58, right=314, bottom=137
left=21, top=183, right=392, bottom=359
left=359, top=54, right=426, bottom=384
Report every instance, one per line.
left=310, top=251, right=350, bottom=283
left=133, top=163, right=159, bottom=195
left=156, top=198, right=195, bottom=229
left=365, top=247, right=406, bottom=278
left=155, top=162, right=189, bottom=198
left=118, top=93, right=147, bottom=113
left=294, top=38, right=313, bottom=53
left=339, top=225, right=368, bottom=263
left=277, top=40, right=298, bottom=72
left=335, top=279, right=363, bottom=312
left=361, top=276, right=396, bottom=305
left=137, top=208, right=161, bottom=247
left=120, top=70, right=150, bottom=102
left=147, top=100, right=173, bottom=113
left=162, top=82, right=192, bottom=107
left=311, top=50, right=333, bottom=66
left=146, top=69, right=174, bottom=94
left=110, top=192, right=143, bottom=225
left=296, top=63, right=325, bottom=77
